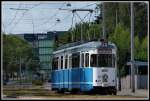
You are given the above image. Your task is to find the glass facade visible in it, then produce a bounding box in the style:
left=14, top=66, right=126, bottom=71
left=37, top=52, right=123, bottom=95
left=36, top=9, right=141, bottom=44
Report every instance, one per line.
left=39, top=48, right=53, bottom=55
left=38, top=40, right=54, bottom=47
left=39, top=55, right=52, bottom=62
left=40, top=63, right=52, bottom=70
left=15, top=31, right=66, bottom=80
left=23, top=33, right=55, bottom=77
left=38, top=39, right=54, bottom=74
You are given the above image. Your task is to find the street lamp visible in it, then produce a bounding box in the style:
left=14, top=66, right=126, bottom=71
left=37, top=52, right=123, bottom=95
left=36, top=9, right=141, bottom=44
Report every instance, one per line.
left=66, top=3, right=71, bottom=7
left=9, top=8, right=29, bottom=10
left=56, top=18, right=60, bottom=22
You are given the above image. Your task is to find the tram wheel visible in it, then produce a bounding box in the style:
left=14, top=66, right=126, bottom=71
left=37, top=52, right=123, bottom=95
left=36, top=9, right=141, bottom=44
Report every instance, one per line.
left=57, top=88, right=65, bottom=94
left=113, top=91, right=117, bottom=95
left=70, top=88, right=80, bottom=94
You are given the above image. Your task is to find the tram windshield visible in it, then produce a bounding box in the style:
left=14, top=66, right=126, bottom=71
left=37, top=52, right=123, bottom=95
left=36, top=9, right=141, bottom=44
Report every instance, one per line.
left=90, top=54, right=115, bottom=67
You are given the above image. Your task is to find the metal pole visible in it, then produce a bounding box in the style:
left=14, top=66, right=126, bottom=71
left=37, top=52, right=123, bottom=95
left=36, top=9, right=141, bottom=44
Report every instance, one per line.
left=102, top=2, right=105, bottom=39
left=71, top=12, right=75, bottom=42
left=19, top=57, right=22, bottom=85
left=81, top=22, right=83, bottom=41
left=88, top=12, right=92, bottom=41
left=31, top=18, right=34, bottom=34
left=116, top=7, right=118, bottom=27
left=2, top=23, right=6, bottom=34
left=131, top=2, right=135, bottom=93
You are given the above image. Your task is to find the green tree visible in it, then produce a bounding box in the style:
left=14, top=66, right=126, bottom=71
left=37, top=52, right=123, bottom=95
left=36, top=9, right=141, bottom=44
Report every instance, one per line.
left=134, top=35, right=148, bottom=61
left=3, top=34, right=39, bottom=79
left=134, top=35, right=140, bottom=60
left=139, top=35, right=148, bottom=60
left=95, top=2, right=148, bottom=39
left=109, top=23, right=130, bottom=77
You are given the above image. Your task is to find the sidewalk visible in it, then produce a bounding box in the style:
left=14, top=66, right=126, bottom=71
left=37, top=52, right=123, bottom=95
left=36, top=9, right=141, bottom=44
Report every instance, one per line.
left=43, top=82, right=51, bottom=90
left=117, top=89, right=148, bottom=97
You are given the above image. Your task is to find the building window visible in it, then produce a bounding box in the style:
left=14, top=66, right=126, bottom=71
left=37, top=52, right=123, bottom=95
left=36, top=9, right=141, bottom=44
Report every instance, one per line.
left=72, top=52, right=80, bottom=68
left=138, top=66, right=148, bottom=75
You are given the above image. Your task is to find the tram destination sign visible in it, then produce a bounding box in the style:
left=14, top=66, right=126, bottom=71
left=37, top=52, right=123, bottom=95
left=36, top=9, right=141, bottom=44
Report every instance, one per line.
left=98, top=48, right=112, bottom=54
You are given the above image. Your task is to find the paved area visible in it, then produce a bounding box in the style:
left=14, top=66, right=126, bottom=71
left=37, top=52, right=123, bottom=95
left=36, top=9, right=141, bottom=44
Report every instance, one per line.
left=2, top=90, right=149, bottom=100
left=43, top=82, right=51, bottom=90
left=2, top=82, right=149, bottom=100
left=2, top=95, right=147, bottom=100
left=117, top=89, right=148, bottom=97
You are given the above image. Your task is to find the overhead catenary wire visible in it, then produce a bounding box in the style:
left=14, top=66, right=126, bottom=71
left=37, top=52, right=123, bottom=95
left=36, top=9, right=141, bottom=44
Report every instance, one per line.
left=2, top=2, right=67, bottom=5
left=3, top=2, right=97, bottom=34
left=71, top=12, right=75, bottom=42
left=87, top=11, right=93, bottom=41
left=74, top=11, right=92, bottom=23
left=6, top=3, right=21, bottom=28
left=35, top=2, right=67, bottom=28
left=7, top=3, right=22, bottom=27
left=4, top=2, right=67, bottom=33
left=92, top=12, right=96, bottom=39
left=2, top=23, right=6, bottom=34
left=79, top=2, right=97, bottom=9
left=30, top=12, right=35, bottom=34
left=9, top=3, right=42, bottom=33
left=102, top=2, right=105, bottom=39
left=73, top=10, right=93, bottom=41
left=42, top=12, right=72, bottom=33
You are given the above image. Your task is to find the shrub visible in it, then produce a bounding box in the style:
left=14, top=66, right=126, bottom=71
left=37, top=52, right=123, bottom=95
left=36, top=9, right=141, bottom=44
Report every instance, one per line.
left=32, top=80, right=43, bottom=85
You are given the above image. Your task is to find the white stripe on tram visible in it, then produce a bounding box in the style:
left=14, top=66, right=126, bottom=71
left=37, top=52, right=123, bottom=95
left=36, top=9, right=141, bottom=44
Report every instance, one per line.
left=51, top=82, right=93, bottom=85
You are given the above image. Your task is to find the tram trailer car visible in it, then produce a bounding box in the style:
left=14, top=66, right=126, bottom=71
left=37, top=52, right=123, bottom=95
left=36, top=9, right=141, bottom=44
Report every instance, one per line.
left=51, top=40, right=117, bottom=95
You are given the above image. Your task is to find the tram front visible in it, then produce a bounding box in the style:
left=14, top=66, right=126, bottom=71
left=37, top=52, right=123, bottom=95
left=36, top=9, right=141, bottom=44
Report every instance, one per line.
left=90, top=42, right=117, bottom=95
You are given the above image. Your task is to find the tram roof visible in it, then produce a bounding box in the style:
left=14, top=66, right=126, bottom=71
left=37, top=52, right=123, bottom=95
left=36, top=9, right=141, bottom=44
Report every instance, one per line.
left=54, top=40, right=116, bottom=54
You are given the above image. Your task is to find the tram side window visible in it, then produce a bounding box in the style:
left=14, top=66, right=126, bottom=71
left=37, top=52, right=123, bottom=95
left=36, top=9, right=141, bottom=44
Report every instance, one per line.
left=52, top=57, right=58, bottom=70
left=61, top=56, right=63, bottom=69
left=65, top=55, right=68, bottom=69
left=81, top=53, right=84, bottom=67
left=52, top=58, right=54, bottom=70
left=112, top=54, right=115, bottom=67
left=69, top=55, right=72, bottom=68
left=85, top=53, right=89, bottom=67
left=90, top=54, right=97, bottom=67
left=72, top=53, right=80, bottom=68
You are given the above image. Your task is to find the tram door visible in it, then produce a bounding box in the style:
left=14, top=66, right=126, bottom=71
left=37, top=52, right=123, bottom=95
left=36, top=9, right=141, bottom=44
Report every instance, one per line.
left=65, top=55, right=69, bottom=89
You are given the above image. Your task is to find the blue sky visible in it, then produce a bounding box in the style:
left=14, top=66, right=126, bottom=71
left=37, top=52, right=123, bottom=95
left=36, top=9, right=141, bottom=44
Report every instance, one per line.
left=2, top=1, right=100, bottom=34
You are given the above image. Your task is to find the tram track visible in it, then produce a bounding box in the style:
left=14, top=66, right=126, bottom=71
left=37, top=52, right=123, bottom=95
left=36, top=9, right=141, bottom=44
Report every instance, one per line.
left=3, top=87, right=147, bottom=100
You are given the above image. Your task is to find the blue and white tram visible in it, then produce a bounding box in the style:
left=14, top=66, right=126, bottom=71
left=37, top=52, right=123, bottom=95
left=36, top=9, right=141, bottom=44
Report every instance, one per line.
left=51, top=40, right=117, bottom=94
